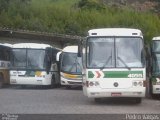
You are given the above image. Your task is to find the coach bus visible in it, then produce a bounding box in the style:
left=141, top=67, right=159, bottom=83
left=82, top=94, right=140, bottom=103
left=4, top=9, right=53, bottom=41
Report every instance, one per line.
left=0, top=43, right=11, bottom=88
left=10, top=43, right=60, bottom=88
left=78, top=28, right=146, bottom=103
left=150, top=36, right=160, bottom=98
left=57, top=46, right=82, bottom=89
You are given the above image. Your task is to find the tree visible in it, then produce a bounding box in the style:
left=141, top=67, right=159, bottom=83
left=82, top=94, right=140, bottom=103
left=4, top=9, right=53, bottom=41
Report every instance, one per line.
left=78, top=0, right=105, bottom=10
left=0, top=0, right=10, bottom=12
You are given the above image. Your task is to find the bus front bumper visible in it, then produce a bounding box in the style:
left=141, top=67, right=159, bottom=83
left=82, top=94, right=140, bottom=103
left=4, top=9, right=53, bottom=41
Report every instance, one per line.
left=10, top=77, right=51, bottom=85
left=85, top=87, right=146, bottom=98
left=61, top=77, right=82, bottom=86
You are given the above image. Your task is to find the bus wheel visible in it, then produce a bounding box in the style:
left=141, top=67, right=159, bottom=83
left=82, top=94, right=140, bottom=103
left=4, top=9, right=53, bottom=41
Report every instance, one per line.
left=151, top=94, right=160, bottom=99
left=66, top=85, right=71, bottom=89
left=21, top=85, right=26, bottom=89
left=0, top=73, right=4, bottom=88
left=135, top=98, right=142, bottom=104
left=94, top=98, right=102, bottom=103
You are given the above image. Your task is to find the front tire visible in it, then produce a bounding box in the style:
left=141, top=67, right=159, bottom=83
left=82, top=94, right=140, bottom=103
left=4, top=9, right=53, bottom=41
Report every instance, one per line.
left=21, top=85, right=26, bottom=89
left=135, top=98, right=142, bottom=104
left=66, top=85, right=71, bottom=89
left=94, top=98, right=102, bottom=103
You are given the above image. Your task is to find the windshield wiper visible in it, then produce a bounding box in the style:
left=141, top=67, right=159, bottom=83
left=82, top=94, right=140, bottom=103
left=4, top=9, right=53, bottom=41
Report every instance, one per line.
left=68, top=57, right=82, bottom=73
left=117, top=56, right=131, bottom=70
left=100, top=50, right=112, bottom=70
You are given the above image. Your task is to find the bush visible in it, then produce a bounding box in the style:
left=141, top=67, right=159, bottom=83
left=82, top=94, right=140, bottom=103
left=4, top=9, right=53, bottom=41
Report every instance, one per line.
left=0, top=0, right=160, bottom=43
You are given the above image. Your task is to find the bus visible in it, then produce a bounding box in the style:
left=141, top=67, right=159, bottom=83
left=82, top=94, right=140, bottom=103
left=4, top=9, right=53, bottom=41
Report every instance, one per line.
left=79, top=28, right=146, bottom=103
left=0, top=43, right=11, bottom=88
left=57, top=46, right=82, bottom=89
left=150, top=36, right=160, bottom=98
left=10, top=43, right=60, bottom=88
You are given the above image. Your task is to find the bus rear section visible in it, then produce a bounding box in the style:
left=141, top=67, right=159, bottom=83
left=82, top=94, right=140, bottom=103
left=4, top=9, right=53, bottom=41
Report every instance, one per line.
left=57, top=46, right=82, bottom=89
left=81, top=28, right=146, bottom=103
left=10, top=43, right=60, bottom=88
left=0, top=43, right=11, bottom=88
left=150, top=36, right=160, bottom=98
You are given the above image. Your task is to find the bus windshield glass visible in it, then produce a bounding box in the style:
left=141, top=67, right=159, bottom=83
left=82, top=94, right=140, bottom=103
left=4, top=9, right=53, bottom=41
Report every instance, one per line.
left=152, top=41, right=160, bottom=52
left=27, top=49, right=46, bottom=69
left=152, top=53, right=160, bottom=75
left=87, top=37, right=144, bottom=68
left=61, top=52, right=82, bottom=74
left=11, top=49, right=46, bottom=69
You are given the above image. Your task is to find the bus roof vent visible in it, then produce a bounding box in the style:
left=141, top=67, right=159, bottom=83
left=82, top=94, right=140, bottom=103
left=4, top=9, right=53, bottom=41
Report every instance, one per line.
left=132, top=33, right=138, bottom=35
left=91, top=33, right=97, bottom=35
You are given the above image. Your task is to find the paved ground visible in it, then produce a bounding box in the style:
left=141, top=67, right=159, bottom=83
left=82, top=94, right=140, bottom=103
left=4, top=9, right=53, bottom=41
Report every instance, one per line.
left=0, top=85, right=160, bottom=120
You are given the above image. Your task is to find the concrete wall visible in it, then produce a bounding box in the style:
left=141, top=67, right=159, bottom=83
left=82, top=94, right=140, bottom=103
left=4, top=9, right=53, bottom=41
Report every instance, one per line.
left=0, top=29, right=81, bottom=49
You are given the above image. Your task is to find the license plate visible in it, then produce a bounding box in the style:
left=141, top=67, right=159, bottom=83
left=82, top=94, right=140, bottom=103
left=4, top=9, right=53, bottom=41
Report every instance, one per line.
left=111, top=93, right=121, bottom=97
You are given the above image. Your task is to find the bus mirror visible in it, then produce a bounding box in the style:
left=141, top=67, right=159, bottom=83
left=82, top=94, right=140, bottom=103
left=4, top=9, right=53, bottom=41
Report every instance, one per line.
left=78, top=40, right=82, bottom=57
left=56, top=51, right=61, bottom=61
left=46, top=62, right=50, bottom=74
left=46, top=54, right=51, bottom=74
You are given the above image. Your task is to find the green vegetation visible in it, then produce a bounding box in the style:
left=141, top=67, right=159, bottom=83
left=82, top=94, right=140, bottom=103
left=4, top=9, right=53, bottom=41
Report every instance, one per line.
left=0, top=0, right=160, bottom=43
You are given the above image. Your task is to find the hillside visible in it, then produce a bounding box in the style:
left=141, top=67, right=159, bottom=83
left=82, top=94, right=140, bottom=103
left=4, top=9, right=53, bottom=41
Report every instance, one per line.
left=0, top=0, right=160, bottom=43
left=101, top=0, right=160, bottom=13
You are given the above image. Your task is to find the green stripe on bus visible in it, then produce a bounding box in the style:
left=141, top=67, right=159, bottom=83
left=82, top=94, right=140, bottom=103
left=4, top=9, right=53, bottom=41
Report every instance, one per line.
left=103, top=71, right=143, bottom=78
left=88, top=71, right=95, bottom=78
left=88, top=71, right=143, bottom=78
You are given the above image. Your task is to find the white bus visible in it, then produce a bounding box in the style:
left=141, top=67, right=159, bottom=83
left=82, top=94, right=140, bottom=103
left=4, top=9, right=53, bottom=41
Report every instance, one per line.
left=0, top=43, right=11, bottom=88
left=57, top=46, right=82, bottom=89
left=10, top=43, right=60, bottom=88
left=79, top=28, right=146, bottom=103
left=150, top=36, right=160, bottom=98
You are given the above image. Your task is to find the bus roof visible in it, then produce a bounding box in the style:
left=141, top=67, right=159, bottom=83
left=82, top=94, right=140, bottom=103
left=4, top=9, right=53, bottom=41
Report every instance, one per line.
left=12, top=43, right=51, bottom=49
left=62, top=46, right=78, bottom=53
left=152, top=36, right=160, bottom=41
left=88, top=28, right=143, bottom=37
left=0, top=43, right=12, bottom=48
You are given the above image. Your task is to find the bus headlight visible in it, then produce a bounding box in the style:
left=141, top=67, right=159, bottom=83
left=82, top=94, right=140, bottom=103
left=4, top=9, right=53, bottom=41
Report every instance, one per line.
left=88, top=81, right=99, bottom=87
left=133, top=81, right=143, bottom=87
left=138, top=81, right=143, bottom=86
left=89, top=82, right=94, bottom=86
left=95, top=81, right=99, bottom=86
left=133, top=81, right=138, bottom=86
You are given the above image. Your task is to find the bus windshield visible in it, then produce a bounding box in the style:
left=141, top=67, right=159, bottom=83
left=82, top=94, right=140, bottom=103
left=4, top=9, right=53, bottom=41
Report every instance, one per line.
left=152, top=41, right=160, bottom=52
left=152, top=53, right=160, bottom=75
left=152, top=41, right=160, bottom=75
left=11, top=49, right=46, bottom=69
left=61, top=52, right=82, bottom=74
left=87, top=37, right=144, bottom=68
